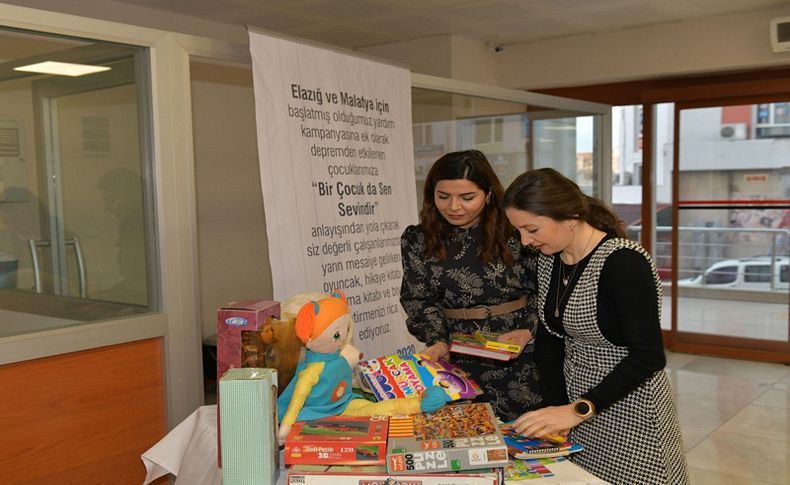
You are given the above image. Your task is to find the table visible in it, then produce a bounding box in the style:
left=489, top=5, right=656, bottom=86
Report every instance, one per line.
left=141, top=405, right=608, bottom=485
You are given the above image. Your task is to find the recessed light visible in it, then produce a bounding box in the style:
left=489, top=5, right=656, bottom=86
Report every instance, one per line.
left=14, top=61, right=111, bottom=77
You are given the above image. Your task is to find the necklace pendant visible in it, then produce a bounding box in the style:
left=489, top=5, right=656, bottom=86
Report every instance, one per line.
left=554, top=308, right=560, bottom=318
left=562, top=277, right=569, bottom=286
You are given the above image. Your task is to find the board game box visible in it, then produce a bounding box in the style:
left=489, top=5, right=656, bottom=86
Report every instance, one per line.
left=287, top=464, right=503, bottom=485
left=358, top=353, right=482, bottom=402
left=284, top=415, right=389, bottom=466
left=386, top=402, right=508, bottom=475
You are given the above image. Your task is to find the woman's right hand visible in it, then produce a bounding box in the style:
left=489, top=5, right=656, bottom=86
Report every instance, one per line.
left=421, top=341, right=450, bottom=361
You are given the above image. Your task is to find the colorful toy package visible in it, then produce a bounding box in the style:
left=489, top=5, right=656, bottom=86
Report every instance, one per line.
left=358, top=353, right=482, bottom=402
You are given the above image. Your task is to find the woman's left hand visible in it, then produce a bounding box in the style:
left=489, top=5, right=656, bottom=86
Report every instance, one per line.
left=497, top=328, right=533, bottom=351
left=511, top=404, right=583, bottom=438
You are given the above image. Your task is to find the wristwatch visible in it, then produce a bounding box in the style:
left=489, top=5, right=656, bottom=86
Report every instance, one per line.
left=572, top=398, right=596, bottom=420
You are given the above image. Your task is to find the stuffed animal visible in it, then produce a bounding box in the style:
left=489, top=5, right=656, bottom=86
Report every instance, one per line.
left=276, top=291, right=447, bottom=443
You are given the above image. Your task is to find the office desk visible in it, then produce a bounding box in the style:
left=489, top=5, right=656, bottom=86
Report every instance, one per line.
left=141, top=405, right=608, bottom=485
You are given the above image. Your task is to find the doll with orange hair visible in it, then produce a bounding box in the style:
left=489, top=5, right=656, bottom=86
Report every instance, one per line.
left=276, top=291, right=447, bottom=442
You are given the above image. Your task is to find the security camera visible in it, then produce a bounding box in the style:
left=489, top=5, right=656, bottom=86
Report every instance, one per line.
left=486, top=42, right=504, bottom=53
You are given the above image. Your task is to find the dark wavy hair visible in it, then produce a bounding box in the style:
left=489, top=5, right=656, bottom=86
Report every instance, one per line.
left=503, top=167, right=627, bottom=238
left=420, top=150, right=513, bottom=264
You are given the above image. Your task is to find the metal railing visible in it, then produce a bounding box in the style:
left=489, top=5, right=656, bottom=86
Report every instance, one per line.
left=629, top=226, right=790, bottom=290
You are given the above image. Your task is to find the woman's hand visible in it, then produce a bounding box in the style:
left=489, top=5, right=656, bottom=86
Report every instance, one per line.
left=497, top=328, right=533, bottom=352
left=511, top=404, right=583, bottom=438
left=420, top=341, right=449, bottom=361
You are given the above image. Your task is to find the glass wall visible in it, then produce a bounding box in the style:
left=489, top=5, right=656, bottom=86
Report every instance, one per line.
left=411, top=87, right=601, bottom=209
left=0, top=27, right=154, bottom=337
left=675, top=103, right=789, bottom=342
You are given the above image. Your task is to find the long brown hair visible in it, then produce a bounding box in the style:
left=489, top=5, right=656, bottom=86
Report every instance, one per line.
left=420, top=150, right=513, bottom=264
left=503, top=167, right=627, bottom=238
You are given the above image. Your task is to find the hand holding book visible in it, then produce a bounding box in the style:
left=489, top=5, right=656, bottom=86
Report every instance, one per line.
left=489, top=329, right=533, bottom=354
left=420, top=340, right=450, bottom=361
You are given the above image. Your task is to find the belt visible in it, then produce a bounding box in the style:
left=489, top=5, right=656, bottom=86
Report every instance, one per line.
left=442, top=295, right=528, bottom=320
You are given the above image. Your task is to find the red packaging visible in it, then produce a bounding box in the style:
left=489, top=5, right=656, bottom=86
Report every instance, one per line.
left=285, top=415, right=389, bottom=466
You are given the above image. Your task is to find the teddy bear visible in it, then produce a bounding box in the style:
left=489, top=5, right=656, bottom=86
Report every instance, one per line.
left=276, top=290, right=447, bottom=443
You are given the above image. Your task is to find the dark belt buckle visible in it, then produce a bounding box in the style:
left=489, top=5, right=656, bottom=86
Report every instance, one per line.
left=473, top=305, right=492, bottom=318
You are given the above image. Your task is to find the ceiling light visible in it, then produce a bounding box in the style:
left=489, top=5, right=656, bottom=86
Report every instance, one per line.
left=13, top=61, right=111, bottom=77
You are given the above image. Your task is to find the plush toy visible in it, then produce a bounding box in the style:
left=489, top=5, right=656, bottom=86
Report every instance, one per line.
left=276, top=291, right=447, bottom=443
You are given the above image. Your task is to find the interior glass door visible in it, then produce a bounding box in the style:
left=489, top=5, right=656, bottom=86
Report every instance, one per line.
left=34, top=59, right=148, bottom=306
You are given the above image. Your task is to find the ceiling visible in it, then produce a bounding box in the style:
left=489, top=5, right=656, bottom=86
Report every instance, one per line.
left=108, top=0, right=789, bottom=49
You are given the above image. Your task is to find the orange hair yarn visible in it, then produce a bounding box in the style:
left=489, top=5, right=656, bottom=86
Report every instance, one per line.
left=294, top=291, right=348, bottom=344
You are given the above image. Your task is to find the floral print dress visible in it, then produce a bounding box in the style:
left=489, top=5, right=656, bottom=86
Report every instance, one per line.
left=400, top=223, right=542, bottom=421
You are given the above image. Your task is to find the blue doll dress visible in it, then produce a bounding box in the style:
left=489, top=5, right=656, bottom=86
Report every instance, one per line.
left=276, top=349, right=354, bottom=422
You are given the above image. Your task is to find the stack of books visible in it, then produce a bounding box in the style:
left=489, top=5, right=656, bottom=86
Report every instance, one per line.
left=500, top=424, right=584, bottom=459
left=449, top=331, right=523, bottom=361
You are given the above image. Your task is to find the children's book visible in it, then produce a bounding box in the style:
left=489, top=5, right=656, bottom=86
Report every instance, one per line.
left=473, top=330, right=522, bottom=354
left=386, top=402, right=509, bottom=475
left=505, top=458, right=557, bottom=481
left=287, top=463, right=503, bottom=484
left=500, top=424, right=584, bottom=459
left=284, top=415, right=388, bottom=465
left=450, top=332, right=514, bottom=361
left=358, top=353, right=482, bottom=402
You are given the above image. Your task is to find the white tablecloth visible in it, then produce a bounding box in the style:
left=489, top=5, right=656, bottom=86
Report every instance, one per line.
left=142, top=405, right=223, bottom=485
left=141, top=405, right=608, bottom=485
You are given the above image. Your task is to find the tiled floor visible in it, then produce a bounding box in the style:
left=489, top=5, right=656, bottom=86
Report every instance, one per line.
left=661, top=296, right=788, bottom=342
left=666, top=351, right=790, bottom=484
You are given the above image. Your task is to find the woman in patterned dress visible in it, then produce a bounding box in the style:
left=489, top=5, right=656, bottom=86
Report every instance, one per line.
left=503, top=168, right=689, bottom=485
left=400, top=150, right=542, bottom=422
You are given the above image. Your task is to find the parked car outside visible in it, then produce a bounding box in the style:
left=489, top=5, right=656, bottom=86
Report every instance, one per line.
left=677, top=256, right=789, bottom=292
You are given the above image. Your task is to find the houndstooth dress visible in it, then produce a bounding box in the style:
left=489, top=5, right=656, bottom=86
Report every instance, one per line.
left=537, top=238, right=689, bottom=485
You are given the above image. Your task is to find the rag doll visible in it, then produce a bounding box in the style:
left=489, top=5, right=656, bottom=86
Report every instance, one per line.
left=276, top=291, right=447, bottom=442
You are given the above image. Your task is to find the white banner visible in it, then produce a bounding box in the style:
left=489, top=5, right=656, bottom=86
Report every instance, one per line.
left=249, top=30, right=421, bottom=358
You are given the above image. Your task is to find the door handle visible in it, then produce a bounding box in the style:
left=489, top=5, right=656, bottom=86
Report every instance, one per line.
left=27, top=237, right=87, bottom=298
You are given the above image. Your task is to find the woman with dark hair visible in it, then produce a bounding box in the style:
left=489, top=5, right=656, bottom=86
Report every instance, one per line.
left=400, top=150, right=542, bottom=421
left=503, top=168, right=688, bottom=485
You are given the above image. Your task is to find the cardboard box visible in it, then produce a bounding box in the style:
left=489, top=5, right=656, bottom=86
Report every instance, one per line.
left=217, top=299, right=280, bottom=383
left=284, top=415, right=388, bottom=466
left=216, top=299, right=280, bottom=464
left=287, top=464, right=502, bottom=484
left=386, top=403, right=508, bottom=474
left=220, top=368, right=279, bottom=485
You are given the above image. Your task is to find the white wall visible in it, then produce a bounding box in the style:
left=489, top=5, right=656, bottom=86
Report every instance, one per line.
left=1, top=0, right=248, bottom=44
left=359, top=35, right=453, bottom=78
left=6, top=0, right=790, bottom=91
left=496, top=5, right=790, bottom=89
left=359, top=34, right=499, bottom=85
left=190, top=61, right=272, bottom=340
